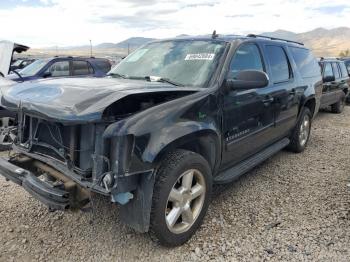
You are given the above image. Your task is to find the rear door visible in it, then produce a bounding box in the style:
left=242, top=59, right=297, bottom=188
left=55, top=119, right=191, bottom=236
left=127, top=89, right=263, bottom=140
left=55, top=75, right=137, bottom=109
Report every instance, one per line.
left=262, top=44, right=299, bottom=139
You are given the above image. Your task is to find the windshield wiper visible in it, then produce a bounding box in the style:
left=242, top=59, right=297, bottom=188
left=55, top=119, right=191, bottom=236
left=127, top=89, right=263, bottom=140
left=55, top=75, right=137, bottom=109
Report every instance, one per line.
left=144, top=76, right=184, bottom=87
left=107, top=72, right=127, bottom=79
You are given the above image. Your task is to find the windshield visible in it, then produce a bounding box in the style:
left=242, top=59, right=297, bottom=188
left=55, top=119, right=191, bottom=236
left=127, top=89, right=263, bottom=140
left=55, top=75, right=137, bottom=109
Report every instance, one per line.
left=19, top=59, right=48, bottom=77
left=109, top=40, right=227, bottom=87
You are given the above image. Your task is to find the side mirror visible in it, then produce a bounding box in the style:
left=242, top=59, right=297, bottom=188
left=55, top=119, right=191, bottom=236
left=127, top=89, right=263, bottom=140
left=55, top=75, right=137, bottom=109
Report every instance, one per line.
left=226, top=70, right=269, bottom=90
left=43, top=72, right=52, bottom=78
left=323, top=75, right=335, bottom=83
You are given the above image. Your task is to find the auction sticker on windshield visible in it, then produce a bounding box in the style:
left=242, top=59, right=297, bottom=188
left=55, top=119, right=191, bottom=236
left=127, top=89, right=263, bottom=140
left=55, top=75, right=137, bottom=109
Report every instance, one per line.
left=185, top=53, right=215, bottom=61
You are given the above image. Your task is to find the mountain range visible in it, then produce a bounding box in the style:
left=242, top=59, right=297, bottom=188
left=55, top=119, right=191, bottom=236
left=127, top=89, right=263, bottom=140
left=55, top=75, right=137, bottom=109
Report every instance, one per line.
left=31, top=27, right=350, bottom=57
left=262, top=27, right=350, bottom=56
left=96, top=27, right=350, bottom=56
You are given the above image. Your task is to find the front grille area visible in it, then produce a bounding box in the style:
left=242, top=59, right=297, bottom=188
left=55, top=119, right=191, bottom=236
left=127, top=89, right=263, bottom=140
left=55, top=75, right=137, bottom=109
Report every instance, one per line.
left=17, top=115, right=98, bottom=177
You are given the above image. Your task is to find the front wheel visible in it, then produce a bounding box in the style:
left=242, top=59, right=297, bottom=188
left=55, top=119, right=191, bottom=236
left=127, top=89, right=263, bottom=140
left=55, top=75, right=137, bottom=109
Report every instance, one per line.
left=150, top=149, right=212, bottom=246
left=287, top=107, right=312, bottom=153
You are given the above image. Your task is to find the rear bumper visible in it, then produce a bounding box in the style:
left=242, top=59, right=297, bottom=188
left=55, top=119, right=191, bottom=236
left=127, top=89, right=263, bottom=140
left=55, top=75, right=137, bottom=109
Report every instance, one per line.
left=0, top=157, right=70, bottom=210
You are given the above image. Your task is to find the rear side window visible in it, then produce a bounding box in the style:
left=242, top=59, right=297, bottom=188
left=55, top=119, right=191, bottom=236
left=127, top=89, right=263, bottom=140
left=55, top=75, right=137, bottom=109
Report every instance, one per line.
left=332, top=63, right=340, bottom=79
left=323, top=63, right=334, bottom=78
left=228, top=44, right=264, bottom=79
left=265, top=45, right=291, bottom=83
left=72, top=61, right=94, bottom=76
left=290, top=47, right=320, bottom=78
left=339, top=62, right=349, bottom=78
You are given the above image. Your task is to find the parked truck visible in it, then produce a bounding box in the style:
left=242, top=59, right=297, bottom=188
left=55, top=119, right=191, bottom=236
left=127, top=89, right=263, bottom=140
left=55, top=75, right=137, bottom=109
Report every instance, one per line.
left=0, top=34, right=322, bottom=246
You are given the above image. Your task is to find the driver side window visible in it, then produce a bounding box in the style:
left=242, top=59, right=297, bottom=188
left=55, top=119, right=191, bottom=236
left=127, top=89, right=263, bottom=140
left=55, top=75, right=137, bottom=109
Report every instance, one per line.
left=323, top=63, right=334, bottom=79
left=227, top=44, right=264, bottom=79
left=46, top=61, right=70, bottom=77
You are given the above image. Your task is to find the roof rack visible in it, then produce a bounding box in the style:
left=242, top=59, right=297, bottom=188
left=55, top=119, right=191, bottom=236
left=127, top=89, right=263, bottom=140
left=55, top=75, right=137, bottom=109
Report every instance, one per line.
left=246, top=34, right=304, bottom=46
left=319, top=57, right=341, bottom=61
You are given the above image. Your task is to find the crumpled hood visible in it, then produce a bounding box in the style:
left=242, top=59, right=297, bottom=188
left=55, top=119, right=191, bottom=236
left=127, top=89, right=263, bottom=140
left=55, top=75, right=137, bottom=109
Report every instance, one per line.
left=1, top=77, right=200, bottom=122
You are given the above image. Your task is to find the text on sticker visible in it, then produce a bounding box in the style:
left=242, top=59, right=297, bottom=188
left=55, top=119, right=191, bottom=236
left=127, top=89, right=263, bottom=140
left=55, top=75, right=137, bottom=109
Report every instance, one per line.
left=185, top=53, right=215, bottom=61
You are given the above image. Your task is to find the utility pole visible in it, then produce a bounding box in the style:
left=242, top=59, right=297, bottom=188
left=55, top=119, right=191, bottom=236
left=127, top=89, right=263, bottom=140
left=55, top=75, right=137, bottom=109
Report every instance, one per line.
left=89, top=40, right=92, bottom=57
left=127, top=43, right=130, bottom=55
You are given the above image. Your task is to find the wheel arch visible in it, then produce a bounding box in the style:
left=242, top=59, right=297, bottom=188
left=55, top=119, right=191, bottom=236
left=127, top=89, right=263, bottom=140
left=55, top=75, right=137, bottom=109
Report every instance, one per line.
left=301, top=97, right=316, bottom=118
left=153, top=130, right=221, bottom=173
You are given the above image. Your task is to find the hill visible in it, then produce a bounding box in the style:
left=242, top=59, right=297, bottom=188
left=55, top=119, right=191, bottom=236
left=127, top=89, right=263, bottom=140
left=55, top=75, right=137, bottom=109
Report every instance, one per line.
left=263, top=27, right=350, bottom=56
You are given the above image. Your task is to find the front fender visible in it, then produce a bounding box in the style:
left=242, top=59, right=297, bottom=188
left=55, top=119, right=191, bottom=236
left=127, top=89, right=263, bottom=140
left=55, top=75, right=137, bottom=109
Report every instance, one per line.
left=103, top=89, right=221, bottom=166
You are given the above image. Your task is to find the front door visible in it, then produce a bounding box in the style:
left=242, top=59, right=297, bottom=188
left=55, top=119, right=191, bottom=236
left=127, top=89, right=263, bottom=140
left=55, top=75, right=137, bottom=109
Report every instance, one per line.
left=222, top=43, right=275, bottom=168
left=321, top=62, right=339, bottom=106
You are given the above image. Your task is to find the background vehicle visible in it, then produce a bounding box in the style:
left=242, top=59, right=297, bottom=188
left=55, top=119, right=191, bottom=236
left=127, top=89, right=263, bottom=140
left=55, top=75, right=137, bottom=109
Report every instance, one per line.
left=10, top=58, right=35, bottom=72
left=0, top=34, right=322, bottom=246
left=0, top=41, right=29, bottom=77
left=0, top=56, right=112, bottom=149
left=6, top=56, right=112, bottom=82
left=0, top=41, right=29, bottom=149
left=340, top=57, right=350, bottom=75
left=340, top=57, right=350, bottom=103
left=319, top=58, right=350, bottom=111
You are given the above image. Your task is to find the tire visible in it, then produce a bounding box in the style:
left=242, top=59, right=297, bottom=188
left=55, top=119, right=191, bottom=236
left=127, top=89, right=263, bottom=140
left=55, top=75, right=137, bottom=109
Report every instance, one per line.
left=331, top=95, right=345, bottom=114
left=149, top=149, right=212, bottom=246
left=287, top=107, right=312, bottom=153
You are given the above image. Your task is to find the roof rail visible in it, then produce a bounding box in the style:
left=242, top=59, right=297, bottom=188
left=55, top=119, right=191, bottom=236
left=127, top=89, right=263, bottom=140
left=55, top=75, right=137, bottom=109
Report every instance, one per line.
left=319, top=57, right=341, bottom=60
left=246, top=34, right=304, bottom=46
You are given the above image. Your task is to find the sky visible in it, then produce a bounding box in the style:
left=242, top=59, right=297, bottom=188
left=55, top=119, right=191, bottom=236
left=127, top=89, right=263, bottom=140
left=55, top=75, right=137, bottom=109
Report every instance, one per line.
left=0, top=0, right=349, bottom=47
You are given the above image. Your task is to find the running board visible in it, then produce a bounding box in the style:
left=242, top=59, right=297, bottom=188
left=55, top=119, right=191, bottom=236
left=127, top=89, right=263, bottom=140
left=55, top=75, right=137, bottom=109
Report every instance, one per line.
left=214, top=138, right=290, bottom=184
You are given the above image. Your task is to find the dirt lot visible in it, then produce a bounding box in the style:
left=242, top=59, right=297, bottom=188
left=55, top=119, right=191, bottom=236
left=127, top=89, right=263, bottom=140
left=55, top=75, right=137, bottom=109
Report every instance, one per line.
left=1, top=107, right=350, bottom=262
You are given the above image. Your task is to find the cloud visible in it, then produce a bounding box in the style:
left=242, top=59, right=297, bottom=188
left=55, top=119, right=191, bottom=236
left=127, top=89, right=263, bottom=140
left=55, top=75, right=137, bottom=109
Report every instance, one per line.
left=0, top=0, right=350, bottom=47
left=312, top=4, right=350, bottom=14
left=226, top=14, right=254, bottom=18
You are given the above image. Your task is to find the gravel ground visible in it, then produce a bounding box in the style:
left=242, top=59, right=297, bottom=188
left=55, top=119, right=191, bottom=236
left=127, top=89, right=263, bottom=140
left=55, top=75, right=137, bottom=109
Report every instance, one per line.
left=1, top=107, right=350, bottom=262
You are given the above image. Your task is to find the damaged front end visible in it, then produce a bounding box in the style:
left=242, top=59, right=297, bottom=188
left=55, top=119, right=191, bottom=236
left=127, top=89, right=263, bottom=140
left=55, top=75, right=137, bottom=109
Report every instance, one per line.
left=0, top=78, right=199, bottom=232
left=2, top=117, right=142, bottom=208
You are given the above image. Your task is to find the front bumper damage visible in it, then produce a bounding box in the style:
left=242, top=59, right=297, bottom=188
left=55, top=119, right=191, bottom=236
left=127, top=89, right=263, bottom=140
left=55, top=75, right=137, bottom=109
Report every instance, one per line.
left=0, top=157, right=70, bottom=210
left=0, top=154, right=91, bottom=210
left=0, top=145, right=156, bottom=232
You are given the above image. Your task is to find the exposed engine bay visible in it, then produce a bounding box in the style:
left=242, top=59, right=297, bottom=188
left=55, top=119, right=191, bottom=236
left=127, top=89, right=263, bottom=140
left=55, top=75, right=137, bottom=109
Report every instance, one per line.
left=5, top=89, right=196, bottom=210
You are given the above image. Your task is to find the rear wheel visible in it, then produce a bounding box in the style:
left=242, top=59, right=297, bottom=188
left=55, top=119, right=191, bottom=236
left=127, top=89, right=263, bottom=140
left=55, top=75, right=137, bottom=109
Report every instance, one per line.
left=287, top=107, right=312, bottom=153
left=150, top=149, right=212, bottom=246
left=331, top=95, right=345, bottom=113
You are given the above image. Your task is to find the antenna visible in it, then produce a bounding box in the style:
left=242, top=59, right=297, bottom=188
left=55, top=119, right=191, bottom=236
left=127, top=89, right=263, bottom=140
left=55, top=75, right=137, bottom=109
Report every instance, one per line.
left=212, top=30, right=219, bottom=39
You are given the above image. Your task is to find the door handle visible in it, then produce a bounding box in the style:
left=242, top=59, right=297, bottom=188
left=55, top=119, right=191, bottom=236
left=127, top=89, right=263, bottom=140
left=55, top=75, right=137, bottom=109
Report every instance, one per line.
left=262, top=96, right=274, bottom=104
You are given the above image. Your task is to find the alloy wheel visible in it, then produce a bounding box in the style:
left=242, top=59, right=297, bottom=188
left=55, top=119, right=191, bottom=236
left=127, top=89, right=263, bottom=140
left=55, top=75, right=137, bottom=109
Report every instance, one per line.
left=165, top=169, right=206, bottom=234
left=299, top=114, right=310, bottom=146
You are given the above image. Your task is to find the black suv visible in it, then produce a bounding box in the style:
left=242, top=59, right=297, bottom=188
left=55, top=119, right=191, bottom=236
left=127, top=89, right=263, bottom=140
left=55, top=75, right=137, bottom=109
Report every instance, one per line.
left=341, top=57, right=350, bottom=75
left=340, top=57, right=350, bottom=103
left=319, top=58, right=350, bottom=112
left=0, top=34, right=322, bottom=246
